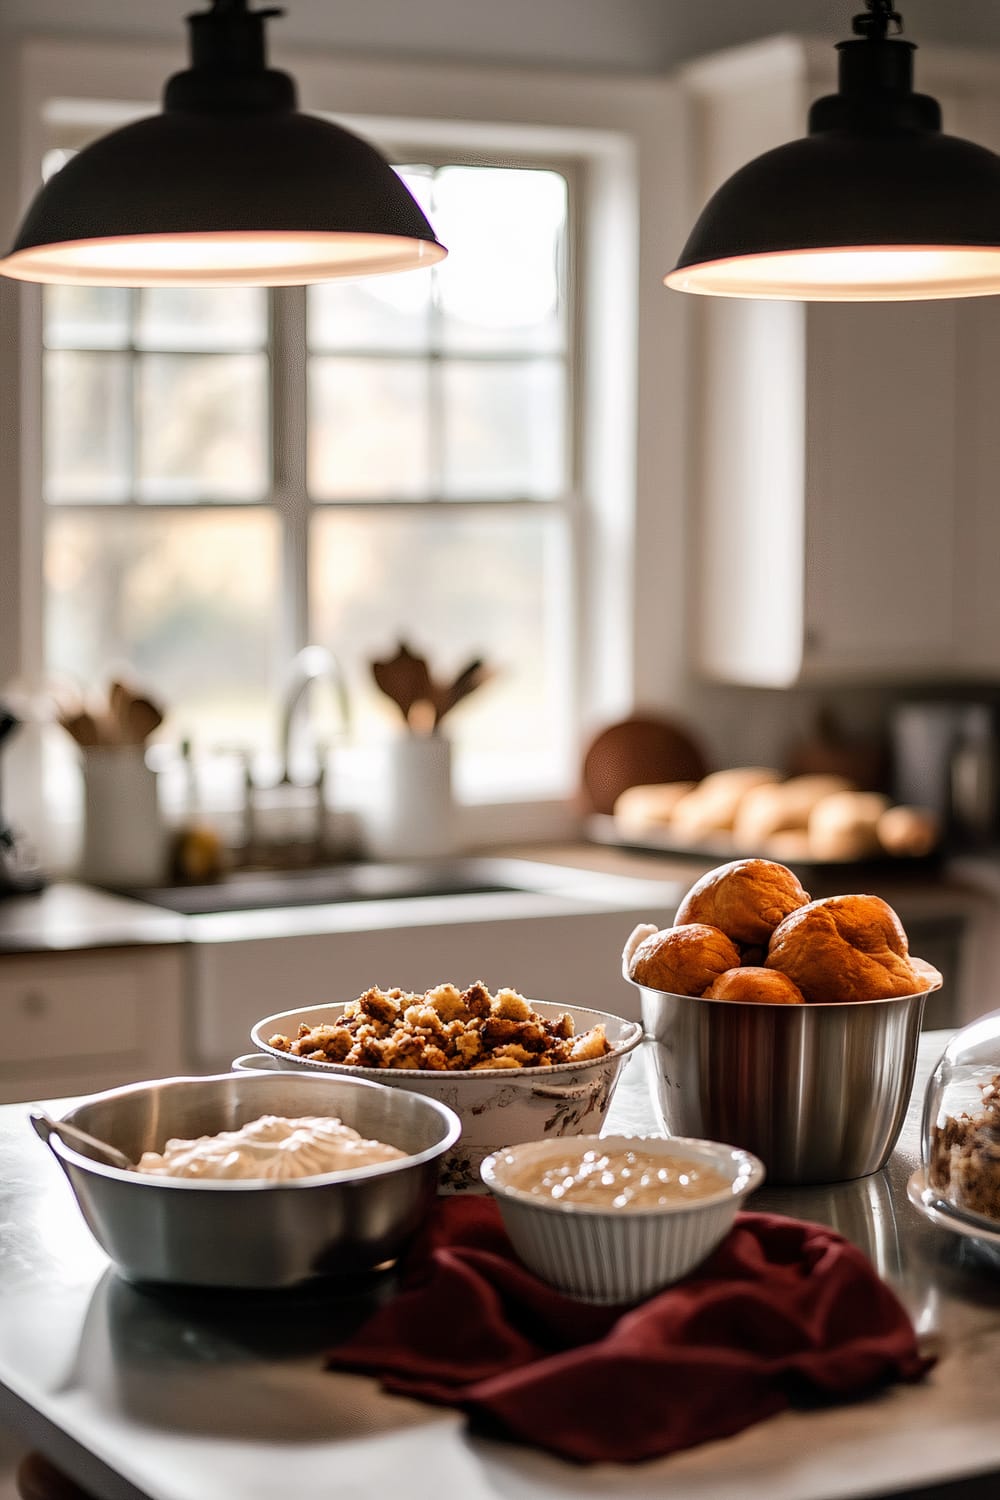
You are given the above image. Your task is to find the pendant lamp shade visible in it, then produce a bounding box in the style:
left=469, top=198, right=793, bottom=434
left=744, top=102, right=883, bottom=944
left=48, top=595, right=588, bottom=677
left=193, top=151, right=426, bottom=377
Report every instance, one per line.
left=665, top=2, right=1000, bottom=301
left=3, top=0, right=446, bottom=287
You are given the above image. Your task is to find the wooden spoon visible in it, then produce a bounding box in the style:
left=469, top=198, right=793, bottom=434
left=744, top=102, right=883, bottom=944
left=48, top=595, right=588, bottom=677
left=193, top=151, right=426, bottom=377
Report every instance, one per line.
left=59, top=710, right=103, bottom=749
left=124, top=695, right=164, bottom=746
left=108, top=678, right=136, bottom=743
left=407, top=699, right=438, bottom=736
left=371, top=642, right=435, bottom=728
left=432, top=659, right=496, bottom=727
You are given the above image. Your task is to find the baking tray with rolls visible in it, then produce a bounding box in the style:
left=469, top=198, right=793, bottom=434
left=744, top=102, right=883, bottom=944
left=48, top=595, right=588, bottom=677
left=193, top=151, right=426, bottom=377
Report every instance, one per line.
left=586, top=768, right=944, bottom=873
left=586, top=813, right=942, bottom=874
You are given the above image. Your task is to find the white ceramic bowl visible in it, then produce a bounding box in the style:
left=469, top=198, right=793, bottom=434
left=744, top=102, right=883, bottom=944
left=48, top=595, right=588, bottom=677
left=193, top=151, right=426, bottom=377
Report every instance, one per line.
left=481, top=1134, right=765, bottom=1304
left=238, top=1000, right=643, bottom=1192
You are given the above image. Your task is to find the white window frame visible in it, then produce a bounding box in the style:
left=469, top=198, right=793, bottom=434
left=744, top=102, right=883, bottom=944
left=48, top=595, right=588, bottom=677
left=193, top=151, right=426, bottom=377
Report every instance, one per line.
left=37, top=153, right=580, bottom=770
left=5, top=36, right=689, bottom=852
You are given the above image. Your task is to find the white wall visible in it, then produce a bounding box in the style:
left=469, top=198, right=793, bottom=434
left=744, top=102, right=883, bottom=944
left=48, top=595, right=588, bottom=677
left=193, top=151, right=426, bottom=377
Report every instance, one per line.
left=0, top=0, right=673, bottom=70
left=0, top=40, right=20, bottom=692
left=1, top=0, right=999, bottom=72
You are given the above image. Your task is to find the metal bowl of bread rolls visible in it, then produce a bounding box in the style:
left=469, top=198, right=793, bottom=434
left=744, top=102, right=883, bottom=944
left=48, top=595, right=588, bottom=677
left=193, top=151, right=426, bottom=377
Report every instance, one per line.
left=624, top=858, right=942, bottom=1185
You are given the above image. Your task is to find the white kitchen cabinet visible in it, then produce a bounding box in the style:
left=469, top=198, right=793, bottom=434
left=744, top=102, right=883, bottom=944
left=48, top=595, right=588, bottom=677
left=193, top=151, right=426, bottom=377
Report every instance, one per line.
left=0, top=946, right=185, bottom=1105
left=685, top=39, right=1000, bottom=687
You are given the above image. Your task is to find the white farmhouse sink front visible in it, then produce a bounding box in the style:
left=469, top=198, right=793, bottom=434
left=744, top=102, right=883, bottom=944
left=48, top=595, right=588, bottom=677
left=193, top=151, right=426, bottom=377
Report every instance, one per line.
left=183, top=857, right=681, bottom=1070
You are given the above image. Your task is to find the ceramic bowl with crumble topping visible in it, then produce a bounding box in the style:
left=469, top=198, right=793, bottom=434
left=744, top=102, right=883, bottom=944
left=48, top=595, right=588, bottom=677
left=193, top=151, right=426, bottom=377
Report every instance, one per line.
left=235, top=985, right=643, bottom=1192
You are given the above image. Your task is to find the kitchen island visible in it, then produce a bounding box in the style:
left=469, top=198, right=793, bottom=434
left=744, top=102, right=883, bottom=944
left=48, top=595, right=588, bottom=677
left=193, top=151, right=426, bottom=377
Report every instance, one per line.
left=1, top=1033, right=1000, bottom=1500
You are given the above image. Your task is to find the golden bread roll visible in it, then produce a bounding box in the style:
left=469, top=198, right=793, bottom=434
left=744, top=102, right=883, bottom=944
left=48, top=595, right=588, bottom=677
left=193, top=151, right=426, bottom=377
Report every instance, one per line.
left=671, top=767, right=782, bottom=837
left=667, top=791, right=729, bottom=838
left=807, top=791, right=890, bottom=861
left=674, top=858, right=811, bottom=947
left=877, top=804, right=940, bottom=858
left=612, top=781, right=698, bottom=834
left=703, top=967, right=805, bottom=1005
left=761, top=830, right=813, bottom=862
left=766, top=893, right=931, bottom=1003
left=697, top=766, right=784, bottom=813
left=628, top=923, right=740, bottom=996
left=668, top=790, right=731, bottom=838
left=732, top=774, right=856, bottom=850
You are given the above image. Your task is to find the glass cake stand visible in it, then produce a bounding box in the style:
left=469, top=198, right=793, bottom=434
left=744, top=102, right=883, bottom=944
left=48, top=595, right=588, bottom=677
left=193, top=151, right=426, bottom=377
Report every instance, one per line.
left=909, top=1008, right=1000, bottom=1255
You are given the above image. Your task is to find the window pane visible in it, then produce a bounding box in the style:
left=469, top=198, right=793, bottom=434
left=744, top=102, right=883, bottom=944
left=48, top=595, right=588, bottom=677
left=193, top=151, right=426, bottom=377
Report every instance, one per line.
left=308, top=275, right=432, bottom=354
left=308, top=168, right=434, bottom=353
left=435, top=167, right=567, bottom=354
left=309, top=357, right=430, bottom=500
left=442, top=359, right=565, bottom=499
left=136, top=288, right=268, bottom=351
left=44, top=286, right=131, bottom=350
left=44, top=352, right=131, bottom=503
left=45, top=509, right=282, bottom=750
left=310, top=509, right=573, bottom=796
left=137, top=354, right=269, bottom=502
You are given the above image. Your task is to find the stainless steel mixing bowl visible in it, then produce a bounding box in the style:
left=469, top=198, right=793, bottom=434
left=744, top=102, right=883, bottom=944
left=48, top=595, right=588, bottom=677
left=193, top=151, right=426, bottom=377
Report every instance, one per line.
left=632, top=980, right=929, bottom=1185
left=31, top=1072, right=461, bottom=1288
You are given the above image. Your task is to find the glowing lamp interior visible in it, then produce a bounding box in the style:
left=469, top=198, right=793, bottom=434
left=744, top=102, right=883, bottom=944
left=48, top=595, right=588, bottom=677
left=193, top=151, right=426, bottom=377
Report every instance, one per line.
left=664, top=245, right=1000, bottom=301
left=1, top=231, right=447, bottom=286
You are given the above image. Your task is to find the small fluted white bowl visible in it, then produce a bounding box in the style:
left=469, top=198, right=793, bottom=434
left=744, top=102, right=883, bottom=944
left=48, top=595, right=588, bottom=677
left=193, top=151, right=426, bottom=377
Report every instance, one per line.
left=481, top=1134, right=764, bottom=1304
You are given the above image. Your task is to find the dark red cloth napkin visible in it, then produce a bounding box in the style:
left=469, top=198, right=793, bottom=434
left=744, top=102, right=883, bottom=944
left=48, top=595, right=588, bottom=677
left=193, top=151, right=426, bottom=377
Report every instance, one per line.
left=327, top=1197, right=933, bottom=1465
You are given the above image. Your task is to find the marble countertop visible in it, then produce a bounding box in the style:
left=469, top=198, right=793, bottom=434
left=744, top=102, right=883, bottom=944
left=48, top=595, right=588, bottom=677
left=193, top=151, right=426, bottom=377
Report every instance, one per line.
left=3, top=1032, right=1000, bottom=1500
left=0, top=856, right=681, bottom=958
left=2, top=845, right=996, bottom=958
left=0, top=883, right=187, bottom=956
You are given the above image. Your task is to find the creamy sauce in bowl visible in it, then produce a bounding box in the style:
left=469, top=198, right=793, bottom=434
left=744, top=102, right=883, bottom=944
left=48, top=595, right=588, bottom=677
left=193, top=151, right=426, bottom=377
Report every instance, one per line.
left=136, top=1114, right=406, bottom=1182
left=503, top=1146, right=732, bottom=1209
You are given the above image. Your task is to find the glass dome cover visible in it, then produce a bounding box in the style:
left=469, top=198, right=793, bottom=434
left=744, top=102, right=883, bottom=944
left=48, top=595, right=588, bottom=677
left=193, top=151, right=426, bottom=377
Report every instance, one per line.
left=920, top=1009, right=1000, bottom=1229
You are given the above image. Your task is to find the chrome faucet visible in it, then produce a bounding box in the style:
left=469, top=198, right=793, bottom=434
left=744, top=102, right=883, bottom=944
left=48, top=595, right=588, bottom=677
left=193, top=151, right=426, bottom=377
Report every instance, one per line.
left=230, top=648, right=351, bottom=870
left=279, top=645, right=351, bottom=785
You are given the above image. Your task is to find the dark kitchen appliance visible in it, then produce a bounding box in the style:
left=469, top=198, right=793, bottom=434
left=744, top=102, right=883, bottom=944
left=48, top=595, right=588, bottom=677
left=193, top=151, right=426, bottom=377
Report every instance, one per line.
left=0, top=707, right=46, bottom=897
left=891, top=700, right=1000, bottom=848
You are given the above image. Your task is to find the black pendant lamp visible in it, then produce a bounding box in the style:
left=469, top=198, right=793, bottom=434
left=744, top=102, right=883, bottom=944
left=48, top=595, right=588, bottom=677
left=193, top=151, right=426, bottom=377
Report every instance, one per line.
left=665, top=0, right=1000, bottom=301
left=3, top=0, right=446, bottom=287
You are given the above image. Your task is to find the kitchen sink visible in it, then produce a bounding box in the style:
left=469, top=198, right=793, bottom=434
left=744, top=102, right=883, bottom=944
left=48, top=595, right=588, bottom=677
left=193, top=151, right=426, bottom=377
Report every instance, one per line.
left=127, top=858, right=526, bottom=916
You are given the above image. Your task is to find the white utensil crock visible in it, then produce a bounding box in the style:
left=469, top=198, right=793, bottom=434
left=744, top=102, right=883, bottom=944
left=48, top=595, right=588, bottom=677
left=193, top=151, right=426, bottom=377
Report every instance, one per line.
left=80, top=747, right=166, bottom=888
left=367, top=733, right=455, bottom=860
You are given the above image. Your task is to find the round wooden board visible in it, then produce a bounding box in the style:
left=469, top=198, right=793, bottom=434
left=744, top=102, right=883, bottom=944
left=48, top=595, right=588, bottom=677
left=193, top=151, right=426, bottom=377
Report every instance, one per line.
left=580, top=715, right=709, bottom=815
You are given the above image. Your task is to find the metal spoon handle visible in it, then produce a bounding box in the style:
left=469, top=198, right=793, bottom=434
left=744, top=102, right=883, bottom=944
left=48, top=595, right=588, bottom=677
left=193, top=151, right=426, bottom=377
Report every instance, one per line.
left=30, top=1110, right=135, bottom=1172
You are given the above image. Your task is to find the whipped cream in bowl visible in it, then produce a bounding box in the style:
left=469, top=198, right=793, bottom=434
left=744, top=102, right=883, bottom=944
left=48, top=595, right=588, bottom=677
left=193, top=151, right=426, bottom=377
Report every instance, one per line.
left=137, top=1114, right=407, bottom=1183
left=36, top=1073, right=462, bottom=1287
